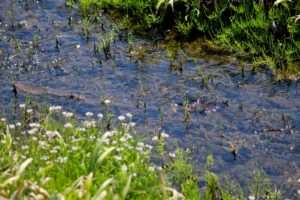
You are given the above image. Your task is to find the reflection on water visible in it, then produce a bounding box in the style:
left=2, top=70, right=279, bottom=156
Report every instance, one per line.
left=0, top=0, right=299, bottom=198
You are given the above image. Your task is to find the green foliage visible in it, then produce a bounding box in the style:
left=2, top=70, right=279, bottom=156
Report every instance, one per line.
left=69, top=0, right=300, bottom=79
left=0, top=100, right=285, bottom=199
left=248, top=171, right=282, bottom=200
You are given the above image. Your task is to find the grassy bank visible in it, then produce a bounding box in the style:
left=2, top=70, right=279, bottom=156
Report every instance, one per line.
left=66, top=0, right=300, bottom=79
left=0, top=100, right=281, bottom=199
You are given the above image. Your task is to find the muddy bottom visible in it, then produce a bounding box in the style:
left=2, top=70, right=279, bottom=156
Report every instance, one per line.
left=0, top=0, right=299, bottom=198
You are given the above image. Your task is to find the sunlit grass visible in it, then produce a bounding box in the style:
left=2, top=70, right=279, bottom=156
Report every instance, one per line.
left=67, top=0, right=300, bottom=79
left=0, top=100, right=282, bottom=199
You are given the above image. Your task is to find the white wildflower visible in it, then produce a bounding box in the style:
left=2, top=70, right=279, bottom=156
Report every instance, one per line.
left=19, top=104, right=26, bottom=108
left=124, top=133, right=133, bottom=140
left=50, top=149, right=58, bottom=154
left=72, top=146, right=78, bottom=151
left=77, top=127, right=86, bottom=132
left=149, top=166, right=155, bottom=171
left=9, top=124, right=15, bottom=129
left=138, top=142, right=144, bottom=147
left=129, top=122, right=136, bottom=127
left=121, top=165, right=128, bottom=172
left=115, top=155, right=122, bottom=161
left=45, top=131, right=53, bottom=138
left=41, top=156, right=49, bottom=161
left=55, top=106, right=62, bottom=111
left=152, top=136, right=158, bottom=141
left=57, top=156, right=68, bottom=163
left=103, top=131, right=115, bottom=138
left=21, top=145, right=29, bottom=150
left=49, top=106, right=55, bottom=112
left=125, top=144, right=133, bottom=150
left=103, top=99, right=111, bottom=105
left=129, top=163, right=135, bottom=167
left=97, top=113, right=103, bottom=119
left=118, top=115, right=125, bottom=121
left=46, top=161, right=53, bottom=165
left=0, top=118, right=6, bottom=122
left=103, top=138, right=110, bottom=145
left=53, top=130, right=61, bottom=138
left=145, top=144, right=153, bottom=150
left=16, top=122, right=21, bottom=127
left=53, top=146, right=61, bottom=150
left=62, top=111, right=73, bottom=118
left=38, top=141, right=46, bottom=148
left=169, top=152, right=176, bottom=158
left=83, top=120, right=96, bottom=128
left=136, top=146, right=144, bottom=152
left=116, top=147, right=124, bottom=152
left=161, top=131, right=169, bottom=138
left=64, top=123, right=73, bottom=128
left=29, top=123, right=40, bottom=128
left=248, top=196, right=255, bottom=200
left=126, top=113, right=132, bottom=118
left=26, top=109, right=33, bottom=114
left=28, top=128, right=38, bottom=135
left=86, top=112, right=93, bottom=117
left=120, top=137, right=127, bottom=142
left=89, top=135, right=96, bottom=140
left=49, top=105, right=62, bottom=112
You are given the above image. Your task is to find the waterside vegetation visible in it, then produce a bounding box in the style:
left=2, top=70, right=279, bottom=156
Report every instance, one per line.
left=0, top=100, right=282, bottom=199
left=66, top=0, right=300, bottom=79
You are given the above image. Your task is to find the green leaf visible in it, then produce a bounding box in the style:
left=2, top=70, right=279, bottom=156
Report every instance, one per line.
left=273, top=0, right=292, bottom=6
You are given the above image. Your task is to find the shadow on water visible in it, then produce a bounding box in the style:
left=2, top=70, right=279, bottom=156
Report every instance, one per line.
left=0, top=0, right=299, bottom=198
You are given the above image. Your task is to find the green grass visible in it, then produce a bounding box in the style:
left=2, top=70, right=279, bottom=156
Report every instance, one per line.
left=0, top=100, right=282, bottom=199
left=66, top=0, right=300, bottom=80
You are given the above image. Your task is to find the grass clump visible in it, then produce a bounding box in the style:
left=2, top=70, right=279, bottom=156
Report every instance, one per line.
left=0, top=100, right=282, bottom=199
left=68, top=0, right=300, bottom=79
left=0, top=102, right=163, bottom=199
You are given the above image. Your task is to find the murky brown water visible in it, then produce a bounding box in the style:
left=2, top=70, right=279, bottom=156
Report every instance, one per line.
left=0, top=0, right=299, bottom=198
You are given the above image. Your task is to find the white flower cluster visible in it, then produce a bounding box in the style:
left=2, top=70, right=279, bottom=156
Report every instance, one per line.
left=27, top=109, right=33, bottom=114
left=49, top=105, right=62, bottom=112
left=97, top=113, right=103, bottom=119
left=103, top=99, right=111, bottom=105
left=152, top=131, right=170, bottom=142
left=64, top=123, right=73, bottom=128
left=83, top=120, right=96, bottom=128
left=118, top=115, right=125, bottom=121
left=9, top=124, right=15, bottom=129
left=62, top=111, right=73, bottom=118
left=45, top=130, right=61, bottom=138
left=161, top=131, right=169, bottom=138
left=86, top=112, right=93, bottom=117
left=56, top=156, right=68, bottom=163
left=28, top=128, right=38, bottom=135
left=29, top=123, right=41, bottom=128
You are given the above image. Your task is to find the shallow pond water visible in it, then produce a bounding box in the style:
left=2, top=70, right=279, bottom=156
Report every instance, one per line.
left=0, top=0, right=299, bottom=198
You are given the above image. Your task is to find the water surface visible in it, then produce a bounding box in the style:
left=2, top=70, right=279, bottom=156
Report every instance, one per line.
left=0, top=0, right=299, bottom=197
